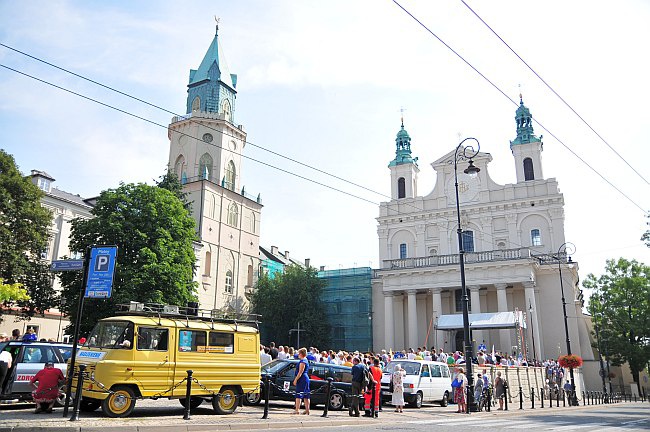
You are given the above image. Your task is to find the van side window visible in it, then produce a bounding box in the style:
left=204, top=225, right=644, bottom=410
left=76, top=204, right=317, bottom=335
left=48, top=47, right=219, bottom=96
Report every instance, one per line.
left=441, top=366, right=450, bottom=378
left=431, top=364, right=442, bottom=377
left=137, top=327, right=169, bottom=351
left=208, top=332, right=234, bottom=353
left=178, top=330, right=206, bottom=352
left=421, top=364, right=430, bottom=377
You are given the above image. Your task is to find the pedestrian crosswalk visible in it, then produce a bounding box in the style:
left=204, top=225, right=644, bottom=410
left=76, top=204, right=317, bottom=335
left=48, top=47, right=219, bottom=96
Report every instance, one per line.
left=405, top=416, right=634, bottom=431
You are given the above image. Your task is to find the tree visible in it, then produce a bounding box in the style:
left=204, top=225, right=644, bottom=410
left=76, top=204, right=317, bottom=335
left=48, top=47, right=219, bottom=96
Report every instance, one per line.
left=0, top=150, right=56, bottom=318
left=0, top=279, right=30, bottom=303
left=584, top=258, right=650, bottom=395
left=59, top=182, right=198, bottom=336
left=251, top=265, right=330, bottom=349
left=155, top=171, right=190, bottom=209
left=642, top=213, right=650, bottom=248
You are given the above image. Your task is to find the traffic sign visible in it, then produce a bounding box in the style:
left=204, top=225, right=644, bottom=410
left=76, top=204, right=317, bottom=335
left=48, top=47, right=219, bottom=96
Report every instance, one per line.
left=84, top=246, right=118, bottom=298
left=51, top=260, right=84, bottom=271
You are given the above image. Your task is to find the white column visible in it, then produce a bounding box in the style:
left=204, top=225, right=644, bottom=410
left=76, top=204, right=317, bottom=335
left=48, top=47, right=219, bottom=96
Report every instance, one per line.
left=469, top=285, right=483, bottom=349
left=495, top=283, right=512, bottom=355
left=523, top=281, right=543, bottom=362
left=407, top=290, right=418, bottom=350
left=384, top=292, right=395, bottom=351
left=431, top=289, right=443, bottom=350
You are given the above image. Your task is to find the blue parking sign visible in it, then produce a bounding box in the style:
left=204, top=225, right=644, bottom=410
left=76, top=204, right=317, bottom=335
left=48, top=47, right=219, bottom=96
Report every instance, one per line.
left=84, top=246, right=118, bottom=298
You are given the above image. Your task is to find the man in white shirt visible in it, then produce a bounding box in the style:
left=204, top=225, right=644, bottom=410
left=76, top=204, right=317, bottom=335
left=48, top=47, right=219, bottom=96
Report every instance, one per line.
left=407, top=348, right=416, bottom=360
left=438, top=349, right=447, bottom=363
left=260, top=345, right=272, bottom=365
left=277, top=346, right=288, bottom=360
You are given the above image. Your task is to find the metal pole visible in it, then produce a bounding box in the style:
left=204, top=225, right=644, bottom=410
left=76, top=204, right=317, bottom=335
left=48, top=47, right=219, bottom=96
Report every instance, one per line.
left=453, top=137, right=480, bottom=413
left=69, top=364, right=86, bottom=421
left=183, top=370, right=193, bottom=420
left=519, top=386, right=523, bottom=410
left=556, top=244, right=577, bottom=406
left=529, top=302, right=536, bottom=365
left=261, top=374, right=271, bottom=419
left=321, top=377, right=333, bottom=418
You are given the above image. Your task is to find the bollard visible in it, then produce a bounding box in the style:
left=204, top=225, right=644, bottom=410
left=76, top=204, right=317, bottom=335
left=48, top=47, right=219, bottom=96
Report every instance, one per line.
left=261, top=374, right=271, bottom=420
left=562, top=389, right=566, bottom=407
left=70, top=364, right=86, bottom=421
left=321, top=377, right=333, bottom=418
left=183, top=370, right=193, bottom=420
left=504, top=381, right=509, bottom=411
left=541, top=388, right=544, bottom=408
left=487, top=386, right=491, bottom=412
left=549, top=387, right=553, bottom=408
left=531, top=388, right=535, bottom=409
left=519, top=386, right=523, bottom=410
left=556, top=388, right=560, bottom=407
left=582, top=391, right=585, bottom=406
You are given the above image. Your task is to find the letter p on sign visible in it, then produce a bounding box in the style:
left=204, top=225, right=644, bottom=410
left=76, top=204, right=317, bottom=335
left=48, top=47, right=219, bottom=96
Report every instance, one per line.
left=95, top=255, right=110, bottom=272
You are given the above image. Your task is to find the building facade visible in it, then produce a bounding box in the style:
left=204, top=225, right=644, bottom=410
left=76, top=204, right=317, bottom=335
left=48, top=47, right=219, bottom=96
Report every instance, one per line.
left=372, top=98, right=594, bottom=370
left=167, top=26, right=262, bottom=314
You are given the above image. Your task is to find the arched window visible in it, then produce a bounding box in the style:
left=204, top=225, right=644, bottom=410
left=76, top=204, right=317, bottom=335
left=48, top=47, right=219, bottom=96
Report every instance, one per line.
left=208, top=195, right=216, bottom=219
left=221, top=99, right=232, bottom=122
left=250, top=212, right=256, bottom=233
left=204, top=251, right=212, bottom=276
left=225, top=270, right=233, bottom=294
left=399, top=243, right=407, bottom=259
left=462, top=230, right=474, bottom=252
left=227, top=202, right=239, bottom=227
left=523, top=157, right=535, bottom=181
left=398, top=177, right=406, bottom=198
left=199, top=153, right=213, bottom=180
left=225, top=161, right=236, bottom=191
left=192, top=96, right=201, bottom=112
left=174, top=155, right=186, bottom=181
left=429, top=248, right=437, bottom=256
left=247, top=265, right=253, bottom=286
left=531, top=229, right=542, bottom=246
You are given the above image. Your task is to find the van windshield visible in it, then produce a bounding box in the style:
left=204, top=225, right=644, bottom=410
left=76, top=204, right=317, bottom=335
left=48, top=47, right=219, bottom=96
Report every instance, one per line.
left=384, top=361, right=421, bottom=375
left=85, top=321, right=134, bottom=349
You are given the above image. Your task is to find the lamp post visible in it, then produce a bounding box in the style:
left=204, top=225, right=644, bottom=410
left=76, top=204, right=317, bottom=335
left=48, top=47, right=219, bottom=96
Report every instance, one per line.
left=528, top=301, right=537, bottom=366
left=594, top=305, right=608, bottom=402
left=453, top=137, right=481, bottom=413
left=555, top=242, right=578, bottom=406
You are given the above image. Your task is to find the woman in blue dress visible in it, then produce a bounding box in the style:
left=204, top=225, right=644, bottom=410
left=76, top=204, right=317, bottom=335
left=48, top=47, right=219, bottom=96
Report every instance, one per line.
left=292, top=347, right=311, bottom=415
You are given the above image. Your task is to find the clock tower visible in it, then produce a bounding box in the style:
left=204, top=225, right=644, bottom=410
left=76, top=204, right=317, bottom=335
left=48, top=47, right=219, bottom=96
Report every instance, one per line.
left=510, top=95, right=544, bottom=183
left=388, top=120, right=419, bottom=199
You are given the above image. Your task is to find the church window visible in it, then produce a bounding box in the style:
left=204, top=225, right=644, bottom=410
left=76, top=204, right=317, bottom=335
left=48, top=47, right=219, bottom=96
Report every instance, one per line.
left=250, top=212, right=256, bottom=233
left=399, top=243, right=407, bottom=259
left=202, top=133, right=213, bottom=143
left=204, top=251, right=212, bottom=276
left=523, top=157, right=535, bottom=181
left=221, top=99, right=232, bottom=122
left=497, top=241, right=506, bottom=250
left=192, top=96, right=201, bottom=112
left=225, top=270, right=233, bottom=294
left=227, top=202, right=239, bottom=227
left=429, top=248, right=437, bottom=256
left=199, top=153, right=213, bottom=180
left=174, top=155, right=186, bottom=181
left=531, top=229, right=542, bottom=246
left=208, top=195, right=216, bottom=219
left=462, top=230, right=474, bottom=252
left=225, top=161, right=236, bottom=191
left=397, top=177, right=406, bottom=199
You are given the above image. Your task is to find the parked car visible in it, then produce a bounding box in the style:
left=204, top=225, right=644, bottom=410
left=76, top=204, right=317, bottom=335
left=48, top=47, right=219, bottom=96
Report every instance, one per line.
left=246, top=359, right=353, bottom=410
left=381, top=360, right=451, bottom=408
left=0, top=340, right=73, bottom=406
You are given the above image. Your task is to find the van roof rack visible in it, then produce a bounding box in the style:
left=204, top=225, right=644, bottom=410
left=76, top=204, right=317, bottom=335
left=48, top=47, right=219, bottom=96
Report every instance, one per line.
left=115, top=302, right=261, bottom=329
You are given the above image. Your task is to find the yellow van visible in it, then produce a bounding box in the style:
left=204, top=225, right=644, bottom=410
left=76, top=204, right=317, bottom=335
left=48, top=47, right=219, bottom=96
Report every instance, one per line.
left=71, top=304, right=261, bottom=417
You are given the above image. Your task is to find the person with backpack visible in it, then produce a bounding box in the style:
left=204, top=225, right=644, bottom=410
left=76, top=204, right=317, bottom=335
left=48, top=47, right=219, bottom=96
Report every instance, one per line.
left=364, top=358, right=382, bottom=417
left=349, top=357, right=365, bottom=417
left=494, top=371, right=506, bottom=410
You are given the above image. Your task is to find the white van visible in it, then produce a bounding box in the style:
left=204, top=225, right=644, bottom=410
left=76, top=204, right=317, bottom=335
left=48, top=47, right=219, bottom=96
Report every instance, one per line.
left=381, top=360, right=451, bottom=408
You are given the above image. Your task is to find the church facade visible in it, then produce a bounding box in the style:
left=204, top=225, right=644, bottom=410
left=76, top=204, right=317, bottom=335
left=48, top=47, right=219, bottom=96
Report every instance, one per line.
left=371, top=99, right=595, bottom=368
left=167, top=26, right=262, bottom=314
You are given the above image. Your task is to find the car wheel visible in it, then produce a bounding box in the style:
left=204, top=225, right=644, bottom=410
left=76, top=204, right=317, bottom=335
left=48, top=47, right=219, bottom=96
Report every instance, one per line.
left=440, top=391, right=449, bottom=407
left=408, top=391, right=423, bottom=408
left=101, top=386, right=136, bottom=418
left=80, top=398, right=101, bottom=412
left=212, top=386, right=240, bottom=415
left=328, top=391, right=344, bottom=411
left=179, top=396, right=203, bottom=409
left=243, top=391, right=262, bottom=406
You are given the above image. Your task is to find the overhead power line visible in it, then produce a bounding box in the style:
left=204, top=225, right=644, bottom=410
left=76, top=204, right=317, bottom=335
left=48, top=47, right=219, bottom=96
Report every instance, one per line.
left=391, top=0, right=648, bottom=214
left=459, top=0, right=650, bottom=187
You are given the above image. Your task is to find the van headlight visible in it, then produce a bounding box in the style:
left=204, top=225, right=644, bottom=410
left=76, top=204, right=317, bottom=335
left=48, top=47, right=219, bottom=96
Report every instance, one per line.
left=90, top=371, right=95, bottom=381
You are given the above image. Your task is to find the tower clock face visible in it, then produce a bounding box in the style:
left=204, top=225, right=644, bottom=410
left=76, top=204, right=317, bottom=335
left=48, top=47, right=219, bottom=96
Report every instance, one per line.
left=202, top=133, right=213, bottom=143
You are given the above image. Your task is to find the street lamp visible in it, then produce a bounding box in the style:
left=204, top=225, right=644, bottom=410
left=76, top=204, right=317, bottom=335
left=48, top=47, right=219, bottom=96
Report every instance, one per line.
left=453, top=137, right=481, bottom=413
left=555, top=242, right=578, bottom=406
left=528, top=301, right=537, bottom=366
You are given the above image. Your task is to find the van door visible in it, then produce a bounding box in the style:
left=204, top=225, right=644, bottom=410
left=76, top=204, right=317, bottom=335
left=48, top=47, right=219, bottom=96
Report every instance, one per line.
left=419, top=364, right=432, bottom=400
left=430, top=364, right=443, bottom=400
left=135, top=326, right=172, bottom=393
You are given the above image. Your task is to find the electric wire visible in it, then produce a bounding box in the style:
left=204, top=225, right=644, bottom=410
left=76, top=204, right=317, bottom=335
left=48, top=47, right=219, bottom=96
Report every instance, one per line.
left=391, top=0, right=648, bottom=214
left=459, top=0, right=650, bottom=187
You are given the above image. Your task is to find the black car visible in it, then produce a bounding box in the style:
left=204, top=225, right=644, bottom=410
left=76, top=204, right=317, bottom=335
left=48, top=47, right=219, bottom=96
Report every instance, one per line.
left=246, top=359, right=353, bottom=410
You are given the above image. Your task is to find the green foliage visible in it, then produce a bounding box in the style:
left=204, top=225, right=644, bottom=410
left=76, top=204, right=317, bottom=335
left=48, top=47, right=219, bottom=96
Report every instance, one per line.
left=0, top=150, right=56, bottom=317
left=251, top=265, right=330, bottom=349
left=585, top=258, right=650, bottom=391
left=156, top=171, right=190, bottom=210
left=59, top=182, right=198, bottom=336
left=642, top=214, right=650, bottom=248
left=0, top=279, right=30, bottom=303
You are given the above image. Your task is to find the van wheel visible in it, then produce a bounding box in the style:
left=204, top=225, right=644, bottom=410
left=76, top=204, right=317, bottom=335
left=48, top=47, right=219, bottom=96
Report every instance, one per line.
left=408, top=391, right=423, bottom=408
left=179, top=396, right=203, bottom=409
left=328, top=391, right=344, bottom=411
left=101, top=386, right=136, bottom=418
left=440, top=391, right=449, bottom=407
left=80, top=398, right=101, bottom=412
left=212, top=386, right=239, bottom=415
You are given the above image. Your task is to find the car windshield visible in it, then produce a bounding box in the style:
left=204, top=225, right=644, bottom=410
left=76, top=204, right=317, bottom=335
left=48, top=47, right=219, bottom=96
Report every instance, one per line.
left=384, top=361, right=421, bottom=375
left=262, top=359, right=294, bottom=375
left=85, top=321, right=134, bottom=349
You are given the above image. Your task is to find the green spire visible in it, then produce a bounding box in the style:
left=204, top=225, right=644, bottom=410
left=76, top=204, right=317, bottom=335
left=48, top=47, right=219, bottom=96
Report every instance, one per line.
left=389, top=119, right=418, bottom=167
left=510, top=95, right=542, bottom=147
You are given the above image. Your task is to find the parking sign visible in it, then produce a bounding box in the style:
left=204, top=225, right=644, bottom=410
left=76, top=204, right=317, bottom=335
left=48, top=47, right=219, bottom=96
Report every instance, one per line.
left=84, top=246, right=118, bottom=298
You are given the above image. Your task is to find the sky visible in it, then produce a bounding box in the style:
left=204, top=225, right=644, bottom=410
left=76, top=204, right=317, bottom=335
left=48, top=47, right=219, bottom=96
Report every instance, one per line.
left=1, top=0, right=649, bottom=297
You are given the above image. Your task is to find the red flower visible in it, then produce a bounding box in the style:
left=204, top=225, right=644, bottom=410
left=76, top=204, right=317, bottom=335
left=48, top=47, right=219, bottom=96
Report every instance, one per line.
left=558, top=354, right=583, bottom=369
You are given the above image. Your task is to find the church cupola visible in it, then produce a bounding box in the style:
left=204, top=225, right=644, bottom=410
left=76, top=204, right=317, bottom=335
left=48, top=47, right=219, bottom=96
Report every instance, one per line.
left=388, top=118, right=419, bottom=200
left=186, top=24, right=237, bottom=123
left=510, top=95, right=544, bottom=182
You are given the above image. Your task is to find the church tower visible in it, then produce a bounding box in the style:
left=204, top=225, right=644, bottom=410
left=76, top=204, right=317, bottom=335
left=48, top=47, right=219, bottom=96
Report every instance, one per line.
left=167, top=25, right=262, bottom=314
left=510, top=96, right=544, bottom=182
left=388, top=119, right=419, bottom=199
